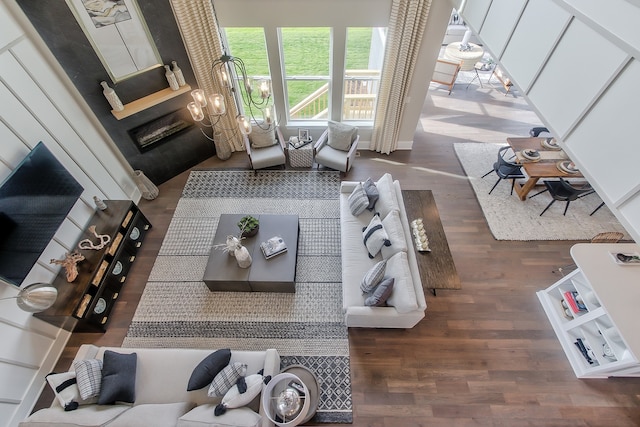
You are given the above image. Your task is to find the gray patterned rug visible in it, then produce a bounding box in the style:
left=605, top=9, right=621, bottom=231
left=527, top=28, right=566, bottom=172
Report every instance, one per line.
left=123, top=170, right=351, bottom=423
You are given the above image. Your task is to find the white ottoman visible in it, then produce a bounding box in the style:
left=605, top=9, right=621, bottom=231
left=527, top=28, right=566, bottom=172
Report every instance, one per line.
left=288, top=143, right=314, bottom=168
left=444, top=42, right=484, bottom=71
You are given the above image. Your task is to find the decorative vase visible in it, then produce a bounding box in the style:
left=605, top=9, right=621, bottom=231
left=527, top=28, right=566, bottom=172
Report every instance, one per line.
left=235, top=245, right=252, bottom=268
left=133, top=170, right=159, bottom=200
left=100, top=81, right=124, bottom=111
left=225, top=236, right=241, bottom=257
left=172, top=61, right=186, bottom=87
left=164, top=65, right=179, bottom=91
left=93, top=196, right=107, bottom=211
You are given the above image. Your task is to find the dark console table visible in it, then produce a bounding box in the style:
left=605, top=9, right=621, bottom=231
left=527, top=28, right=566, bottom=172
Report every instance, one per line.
left=402, top=190, right=461, bottom=295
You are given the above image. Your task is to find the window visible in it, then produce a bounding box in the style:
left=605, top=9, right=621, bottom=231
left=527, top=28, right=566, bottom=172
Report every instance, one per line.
left=343, top=27, right=385, bottom=121
left=281, top=27, right=331, bottom=121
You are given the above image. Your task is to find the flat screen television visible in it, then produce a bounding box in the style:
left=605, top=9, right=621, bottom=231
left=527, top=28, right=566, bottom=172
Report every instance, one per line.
left=0, top=142, right=84, bottom=286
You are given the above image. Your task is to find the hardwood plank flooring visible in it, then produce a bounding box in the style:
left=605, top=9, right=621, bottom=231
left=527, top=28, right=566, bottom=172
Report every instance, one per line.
left=34, top=82, right=640, bottom=426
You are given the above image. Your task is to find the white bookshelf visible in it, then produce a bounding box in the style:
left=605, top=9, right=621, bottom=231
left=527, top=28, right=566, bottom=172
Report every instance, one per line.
left=537, top=243, right=640, bottom=378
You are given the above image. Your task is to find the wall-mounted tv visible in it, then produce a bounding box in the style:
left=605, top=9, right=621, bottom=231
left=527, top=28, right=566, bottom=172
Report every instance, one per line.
left=0, top=142, right=84, bottom=286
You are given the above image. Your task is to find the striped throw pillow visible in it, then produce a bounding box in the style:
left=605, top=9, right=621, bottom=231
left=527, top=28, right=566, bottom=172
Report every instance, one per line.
left=348, top=182, right=369, bottom=216
left=361, top=260, right=387, bottom=293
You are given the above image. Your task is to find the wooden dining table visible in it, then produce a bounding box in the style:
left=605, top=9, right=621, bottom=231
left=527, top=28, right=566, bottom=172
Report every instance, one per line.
left=506, top=137, right=584, bottom=200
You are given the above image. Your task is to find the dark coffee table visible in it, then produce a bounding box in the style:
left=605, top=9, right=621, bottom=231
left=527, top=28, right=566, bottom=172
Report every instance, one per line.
left=203, top=214, right=299, bottom=293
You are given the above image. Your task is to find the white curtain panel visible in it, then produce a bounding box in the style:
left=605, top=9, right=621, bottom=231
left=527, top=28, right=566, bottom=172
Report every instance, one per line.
left=169, top=0, right=243, bottom=152
left=370, top=0, right=432, bottom=154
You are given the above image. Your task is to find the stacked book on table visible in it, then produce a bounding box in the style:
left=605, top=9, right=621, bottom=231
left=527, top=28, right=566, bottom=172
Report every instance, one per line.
left=260, top=236, right=288, bottom=259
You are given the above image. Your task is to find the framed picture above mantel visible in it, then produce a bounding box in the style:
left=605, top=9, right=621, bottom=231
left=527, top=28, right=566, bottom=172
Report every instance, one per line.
left=65, top=0, right=163, bottom=83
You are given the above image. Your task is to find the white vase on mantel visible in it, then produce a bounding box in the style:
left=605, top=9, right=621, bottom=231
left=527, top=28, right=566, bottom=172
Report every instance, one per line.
left=100, top=81, right=124, bottom=112
left=164, top=65, right=179, bottom=91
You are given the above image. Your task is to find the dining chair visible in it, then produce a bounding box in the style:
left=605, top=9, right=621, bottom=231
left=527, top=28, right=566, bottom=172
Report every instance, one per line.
left=481, top=146, right=525, bottom=195
left=529, top=178, right=595, bottom=216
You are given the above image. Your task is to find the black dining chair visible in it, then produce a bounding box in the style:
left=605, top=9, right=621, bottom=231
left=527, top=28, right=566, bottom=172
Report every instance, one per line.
left=481, top=146, right=525, bottom=195
left=529, top=178, right=595, bottom=216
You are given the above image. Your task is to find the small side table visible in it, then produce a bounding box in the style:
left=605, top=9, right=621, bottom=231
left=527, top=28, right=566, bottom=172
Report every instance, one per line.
left=280, top=365, right=320, bottom=424
left=288, top=142, right=314, bottom=168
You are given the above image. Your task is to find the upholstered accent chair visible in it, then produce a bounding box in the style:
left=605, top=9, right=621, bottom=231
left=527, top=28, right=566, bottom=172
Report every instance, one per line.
left=242, top=125, right=286, bottom=171
left=313, top=121, right=359, bottom=174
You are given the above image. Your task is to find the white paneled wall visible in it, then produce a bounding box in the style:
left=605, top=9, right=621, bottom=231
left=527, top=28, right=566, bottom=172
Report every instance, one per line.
left=0, top=1, right=139, bottom=425
left=459, top=0, right=640, bottom=244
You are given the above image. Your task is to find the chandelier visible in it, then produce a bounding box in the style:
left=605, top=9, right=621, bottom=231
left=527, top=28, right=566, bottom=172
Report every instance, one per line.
left=187, top=54, right=274, bottom=140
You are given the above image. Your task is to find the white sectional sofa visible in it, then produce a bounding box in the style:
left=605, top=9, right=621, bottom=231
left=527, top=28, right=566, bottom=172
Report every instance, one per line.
left=21, top=345, right=280, bottom=427
left=340, top=173, right=427, bottom=328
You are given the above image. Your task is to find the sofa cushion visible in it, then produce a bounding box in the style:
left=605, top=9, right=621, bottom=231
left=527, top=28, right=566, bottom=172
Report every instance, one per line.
left=215, top=374, right=264, bottom=416
left=208, top=362, right=247, bottom=397
left=381, top=210, right=408, bottom=259
left=188, top=349, right=232, bottom=391
left=98, top=351, right=137, bottom=405
left=249, top=122, right=277, bottom=148
left=46, top=371, right=97, bottom=411
left=362, top=213, right=391, bottom=259
left=363, top=177, right=379, bottom=211
left=73, top=359, right=102, bottom=400
left=18, top=404, right=129, bottom=427
left=375, top=173, right=400, bottom=219
left=178, top=405, right=262, bottom=427
left=327, top=120, right=357, bottom=151
left=385, top=252, right=419, bottom=313
left=365, top=277, right=395, bottom=307
left=348, top=182, right=369, bottom=216
left=107, top=402, right=195, bottom=427
left=360, top=260, right=386, bottom=294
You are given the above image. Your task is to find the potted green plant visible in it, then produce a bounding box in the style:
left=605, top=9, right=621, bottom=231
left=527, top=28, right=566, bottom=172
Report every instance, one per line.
left=237, top=215, right=259, bottom=238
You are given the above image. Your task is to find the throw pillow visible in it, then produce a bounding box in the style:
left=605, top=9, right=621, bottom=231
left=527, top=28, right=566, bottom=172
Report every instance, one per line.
left=208, top=362, right=248, bottom=397
left=46, top=371, right=97, bottom=411
left=380, top=210, right=408, bottom=259
left=362, top=177, right=379, bottom=211
left=98, top=351, right=137, bottom=405
left=73, top=359, right=103, bottom=401
left=214, top=374, right=266, bottom=416
left=375, top=173, right=400, bottom=219
left=250, top=122, right=277, bottom=148
left=362, top=213, right=391, bottom=259
left=348, top=183, right=369, bottom=216
left=187, top=348, right=232, bottom=391
left=360, top=260, right=387, bottom=294
left=385, top=251, right=419, bottom=314
left=327, top=120, right=357, bottom=151
left=365, top=277, right=395, bottom=307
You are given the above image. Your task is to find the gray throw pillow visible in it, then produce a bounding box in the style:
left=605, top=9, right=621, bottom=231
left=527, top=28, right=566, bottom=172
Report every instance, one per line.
left=348, top=183, right=369, bottom=216
left=327, top=120, right=357, bottom=151
left=208, top=362, right=247, bottom=397
left=362, top=177, right=379, bottom=211
left=250, top=123, right=277, bottom=148
left=74, top=358, right=103, bottom=401
left=361, top=260, right=387, bottom=294
left=98, top=351, right=137, bottom=404
left=187, top=348, right=232, bottom=391
left=365, top=277, right=395, bottom=307
left=362, top=213, right=391, bottom=259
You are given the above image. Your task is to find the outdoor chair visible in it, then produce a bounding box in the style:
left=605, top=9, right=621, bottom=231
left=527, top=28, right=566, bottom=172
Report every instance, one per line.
left=243, top=124, right=286, bottom=171
left=481, top=145, right=525, bottom=195
left=529, top=178, right=595, bottom=216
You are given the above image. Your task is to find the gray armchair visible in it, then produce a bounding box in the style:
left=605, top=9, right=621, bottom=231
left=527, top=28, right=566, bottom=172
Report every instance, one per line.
left=243, top=125, right=286, bottom=171
left=313, top=125, right=359, bottom=174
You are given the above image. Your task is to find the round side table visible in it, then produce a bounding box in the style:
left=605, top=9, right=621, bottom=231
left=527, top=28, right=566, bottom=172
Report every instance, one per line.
left=444, top=42, right=484, bottom=71
left=281, top=365, right=320, bottom=424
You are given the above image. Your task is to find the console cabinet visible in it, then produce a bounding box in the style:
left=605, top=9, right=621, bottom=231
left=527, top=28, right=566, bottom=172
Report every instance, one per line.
left=537, top=243, right=640, bottom=378
left=36, top=200, right=151, bottom=332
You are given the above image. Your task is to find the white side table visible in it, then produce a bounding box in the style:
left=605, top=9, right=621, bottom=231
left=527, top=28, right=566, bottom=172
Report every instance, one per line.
left=444, top=42, right=484, bottom=71
left=288, top=142, right=314, bottom=168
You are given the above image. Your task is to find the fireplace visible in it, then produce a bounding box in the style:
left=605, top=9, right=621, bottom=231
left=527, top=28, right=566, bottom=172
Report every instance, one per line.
left=129, top=109, right=194, bottom=152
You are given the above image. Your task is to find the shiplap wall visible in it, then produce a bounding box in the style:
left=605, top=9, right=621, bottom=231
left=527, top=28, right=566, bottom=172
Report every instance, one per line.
left=0, top=2, right=139, bottom=425
left=459, top=0, right=640, bottom=244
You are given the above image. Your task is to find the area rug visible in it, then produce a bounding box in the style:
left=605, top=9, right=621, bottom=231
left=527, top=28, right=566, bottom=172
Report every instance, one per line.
left=123, top=170, right=352, bottom=423
left=454, top=143, right=630, bottom=241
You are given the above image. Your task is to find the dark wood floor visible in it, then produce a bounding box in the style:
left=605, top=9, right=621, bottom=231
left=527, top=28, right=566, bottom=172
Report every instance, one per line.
left=36, top=80, right=640, bottom=426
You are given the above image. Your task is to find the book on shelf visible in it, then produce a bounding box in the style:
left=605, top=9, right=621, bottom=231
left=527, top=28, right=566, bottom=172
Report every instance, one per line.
left=563, top=291, right=587, bottom=314
left=260, top=236, right=288, bottom=259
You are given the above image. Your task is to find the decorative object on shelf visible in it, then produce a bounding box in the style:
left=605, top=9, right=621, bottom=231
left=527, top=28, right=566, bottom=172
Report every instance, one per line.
left=164, top=65, right=179, bottom=91
left=410, top=218, right=431, bottom=252
left=262, top=372, right=310, bottom=427
left=238, top=215, right=259, bottom=238
left=171, top=61, right=186, bottom=87
left=0, top=282, right=58, bottom=313
left=234, top=245, right=252, bottom=268
left=50, top=252, right=85, bottom=282
left=93, top=196, right=107, bottom=211
left=133, top=170, right=159, bottom=200
left=100, top=81, right=124, bottom=112
left=78, top=225, right=112, bottom=251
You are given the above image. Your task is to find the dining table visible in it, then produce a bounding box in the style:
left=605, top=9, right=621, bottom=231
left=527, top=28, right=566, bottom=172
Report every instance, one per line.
left=506, top=137, right=584, bottom=200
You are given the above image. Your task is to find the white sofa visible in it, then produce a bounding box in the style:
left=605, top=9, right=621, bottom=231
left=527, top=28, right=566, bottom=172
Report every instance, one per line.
left=340, top=174, right=427, bottom=328
left=21, top=345, right=280, bottom=427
